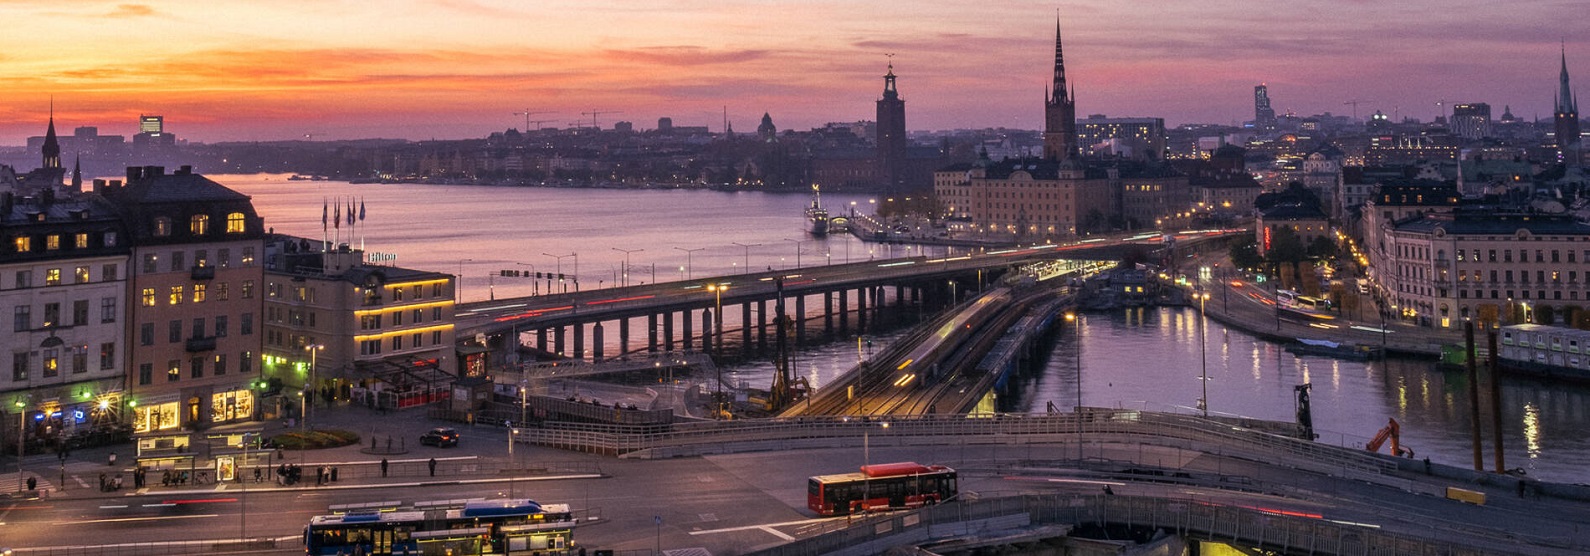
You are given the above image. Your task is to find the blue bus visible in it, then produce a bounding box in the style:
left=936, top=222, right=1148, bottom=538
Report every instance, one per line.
left=305, top=499, right=576, bottom=555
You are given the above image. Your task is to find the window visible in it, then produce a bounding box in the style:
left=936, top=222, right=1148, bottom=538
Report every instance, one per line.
left=101, top=297, right=116, bottom=323
left=13, top=352, right=28, bottom=381
left=413, top=309, right=423, bottom=323
left=75, top=266, right=89, bottom=284
left=142, top=254, right=157, bottom=273
left=75, top=233, right=88, bottom=249
left=392, top=311, right=403, bottom=326
left=46, top=235, right=60, bottom=250
left=139, top=363, right=152, bottom=385
left=242, top=280, right=255, bottom=299
left=71, top=346, right=86, bottom=374
left=412, top=332, right=422, bottom=347
left=190, top=356, right=204, bottom=378
left=433, top=307, right=442, bottom=321
left=392, top=287, right=404, bottom=302
left=104, top=231, right=117, bottom=247
left=43, top=302, right=60, bottom=328
left=241, top=313, right=253, bottom=335
left=216, top=282, right=228, bottom=301
left=393, top=336, right=403, bottom=351
left=432, top=330, right=442, bottom=345
left=213, top=354, right=227, bottom=376
left=102, top=264, right=117, bottom=281
left=140, top=323, right=154, bottom=346
left=193, top=284, right=207, bottom=303
left=167, top=360, right=180, bottom=381
left=169, top=320, right=182, bottom=343
left=45, top=268, right=61, bottom=286
left=226, top=212, right=246, bottom=233
left=142, top=288, right=156, bottom=307
left=215, top=315, right=228, bottom=337
left=190, top=214, right=210, bottom=235
left=41, top=349, right=58, bottom=377
left=73, top=300, right=88, bottom=326
left=240, top=351, right=253, bottom=374
left=192, top=318, right=205, bottom=339
left=169, top=286, right=184, bottom=305
left=13, top=306, right=29, bottom=332
left=242, top=247, right=255, bottom=265
left=14, top=236, right=30, bottom=253
left=170, top=251, right=185, bottom=272
left=194, top=250, right=208, bottom=268
left=14, top=271, right=30, bottom=289
left=100, top=343, right=115, bottom=370
left=154, top=217, right=172, bottom=237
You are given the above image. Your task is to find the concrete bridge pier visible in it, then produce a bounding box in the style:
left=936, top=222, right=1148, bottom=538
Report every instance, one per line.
left=647, top=313, right=659, bottom=353
left=537, top=329, right=548, bottom=353
left=682, top=309, right=694, bottom=352
left=823, top=291, right=834, bottom=334
left=756, top=299, right=768, bottom=352
left=619, top=318, right=630, bottom=355
left=592, top=322, right=604, bottom=361
left=663, top=311, right=675, bottom=352
left=838, top=290, right=849, bottom=333
left=573, top=325, right=585, bottom=360
left=794, top=294, right=807, bottom=347
left=702, top=309, right=714, bottom=354
left=554, top=326, right=566, bottom=357
left=857, top=286, right=868, bottom=332
left=741, top=302, right=753, bottom=353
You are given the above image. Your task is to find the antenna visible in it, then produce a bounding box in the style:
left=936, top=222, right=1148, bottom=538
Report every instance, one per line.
left=1342, top=100, right=1372, bottom=122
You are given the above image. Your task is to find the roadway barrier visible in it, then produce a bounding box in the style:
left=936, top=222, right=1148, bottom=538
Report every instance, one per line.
left=744, top=494, right=1535, bottom=556
left=521, top=409, right=1395, bottom=480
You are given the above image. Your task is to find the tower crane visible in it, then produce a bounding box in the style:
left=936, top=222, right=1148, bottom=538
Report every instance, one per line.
left=581, top=110, right=622, bottom=130
left=513, top=110, right=551, bottom=131
left=1342, top=99, right=1372, bottom=122
left=525, top=119, right=556, bottom=131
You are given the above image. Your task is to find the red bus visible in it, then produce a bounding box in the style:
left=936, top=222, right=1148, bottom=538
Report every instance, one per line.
left=807, top=462, right=957, bottom=516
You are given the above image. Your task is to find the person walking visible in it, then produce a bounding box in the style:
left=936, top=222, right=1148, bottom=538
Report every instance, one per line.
left=428, top=458, right=437, bottom=477
left=380, top=458, right=389, bottom=478
left=316, top=465, right=326, bottom=486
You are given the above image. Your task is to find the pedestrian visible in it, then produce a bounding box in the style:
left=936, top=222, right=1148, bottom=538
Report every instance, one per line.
left=162, top=470, right=172, bottom=487
left=1103, top=485, right=1115, bottom=495
left=113, top=474, right=123, bottom=491
left=316, top=465, right=326, bottom=486
left=381, top=458, right=389, bottom=478
left=254, top=467, right=263, bottom=483
left=99, top=473, right=108, bottom=492
left=428, top=458, right=437, bottom=477
left=108, top=451, right=117, bottom=467
left=1423, top=457, right=1432, bottom=476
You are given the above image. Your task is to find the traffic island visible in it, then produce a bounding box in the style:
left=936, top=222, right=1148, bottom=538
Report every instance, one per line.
left=270, top=429, right=361, bottom=450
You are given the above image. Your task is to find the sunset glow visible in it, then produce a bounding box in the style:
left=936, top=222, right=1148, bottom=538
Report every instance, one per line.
left=1, top=0, right=1581, bottom=143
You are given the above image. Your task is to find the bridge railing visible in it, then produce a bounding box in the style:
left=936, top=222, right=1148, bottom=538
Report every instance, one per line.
left=521, top=409, right=1394, bottom=476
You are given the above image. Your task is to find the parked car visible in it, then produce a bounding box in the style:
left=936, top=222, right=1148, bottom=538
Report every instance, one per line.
left=420, top=427, right=459, bottom=447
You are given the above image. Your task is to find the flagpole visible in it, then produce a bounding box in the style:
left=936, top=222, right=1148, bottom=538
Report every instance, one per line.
left=322, top=197, right=329, bottom=253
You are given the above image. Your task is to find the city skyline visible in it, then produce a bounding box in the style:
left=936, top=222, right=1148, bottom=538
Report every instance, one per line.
left=0, top=0, right=1582, bottom=145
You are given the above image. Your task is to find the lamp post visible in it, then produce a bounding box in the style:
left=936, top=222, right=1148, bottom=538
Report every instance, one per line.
left=783, top=238, right=805, bottom=269
left=514, top=262, right=538, bottom=295
left=674, top=247, right=705, bottom=280
left=1195, top=288, right=1210, bottom=418
left=731, top=242, right=760, bottom=274
left=611, top=248, right=643, bottom=287
left=13, top=396, right=25, bottom=493
left=862, top=421, right=888, bottom=512
left=303, top=344, right=324, bottom=429
left=542, top=252, right=576, bottom=293
left=456, top=258, right=473, bottom=302
left=707, top=283, right=728, bottom=415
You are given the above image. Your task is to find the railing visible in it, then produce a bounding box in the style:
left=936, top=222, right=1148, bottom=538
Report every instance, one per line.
left=189, top=265, right=215, bottom=280
left=184, top=336, right=217, bottom=352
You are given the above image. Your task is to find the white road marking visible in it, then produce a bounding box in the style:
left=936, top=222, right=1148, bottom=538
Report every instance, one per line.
left=54, top=513, right=218, bottom=525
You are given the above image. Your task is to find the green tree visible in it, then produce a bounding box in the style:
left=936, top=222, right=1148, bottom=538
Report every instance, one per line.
left=1229, top=235, right=1263, bottom=270
left=1307, top=236, right=1339, bottom=260
left=1265, top=226, right=1307, bottom=264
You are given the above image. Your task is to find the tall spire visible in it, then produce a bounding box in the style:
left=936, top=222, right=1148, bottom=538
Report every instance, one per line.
left=1051, top=17, right=1069, bottom=105
left=72, top=154, right=82, bottom=191
left=1560, top=42, right=1578, bottom=114
left=42, top=98, right=61, bottom=170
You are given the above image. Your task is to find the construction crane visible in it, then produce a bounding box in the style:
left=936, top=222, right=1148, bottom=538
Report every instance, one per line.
left=1366, top=417, right=1415, bottom=458
left=581, top=110, right=622, bottom=130
left=1342, top=99, right=1372, bottom=122
left=525, top=119, right=556, bottom=131
left=512, top=110, right=551, bottom=131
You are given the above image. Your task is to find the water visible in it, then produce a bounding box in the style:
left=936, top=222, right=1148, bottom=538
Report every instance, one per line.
left=220, top=175, right=1590, bottom=484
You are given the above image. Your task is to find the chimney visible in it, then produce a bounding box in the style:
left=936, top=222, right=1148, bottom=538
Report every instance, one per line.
left=93, top=179, right=106, bottom=194
left=178, top=165, right=192, bottom=175
left=126, top=166, right=142, bottom=182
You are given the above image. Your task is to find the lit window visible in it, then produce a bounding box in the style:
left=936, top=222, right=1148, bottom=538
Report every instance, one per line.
left=75, top=233, right=88, bottom=248
left=14, top=236, right=30, bottom=253
left=226, top=212, right=246, bottom=233
left=45, top=268, right=61, bottom=286
left=142, top=288, right=156, bottom=307
left=75, top=267, right=90, bottom=284
left=169, top=285, right=184, bottom=305
left=46, top=235, right=60, bottom=250
left=154, top=217, right=171, bottom=237
left=193, top=284, right=207, bottom=303
left=190, top=214, right=210, bottom=235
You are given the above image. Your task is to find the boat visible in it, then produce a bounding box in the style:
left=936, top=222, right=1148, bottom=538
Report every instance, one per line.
left=1286, top=338, right=1384, bottom=361
left=806, top=184, right=830, bottom=236
left=1491, top=324, right=1590, bottom=382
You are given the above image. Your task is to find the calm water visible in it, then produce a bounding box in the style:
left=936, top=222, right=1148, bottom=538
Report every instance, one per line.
left=221, top=175, right=1590, bottom=484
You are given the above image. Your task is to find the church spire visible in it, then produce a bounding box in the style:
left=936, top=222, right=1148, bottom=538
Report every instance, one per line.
left=1051, top=17, right=1069, bottom=105
left=42, top=99, right=61, bottom=170
left=1560, top=42, right=1578, bottom=114
left=72, top=153, right=82, bottom=191
left=1043, top=16, right=1079, bottom=160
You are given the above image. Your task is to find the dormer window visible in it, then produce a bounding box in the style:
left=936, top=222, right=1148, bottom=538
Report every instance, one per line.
left=154, top=217, right=172, bottom=237
left=226, top=212, right=246, bottom=233
left=190, top=214, right=210, bottom=235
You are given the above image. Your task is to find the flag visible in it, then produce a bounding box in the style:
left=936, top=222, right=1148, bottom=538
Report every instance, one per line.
left=333, top=197, right=340, bottom=229
left=358, top=197, right=365, bottom=221
left=346, top=197, right=355, bottom=226
left=322, top=198, right=328, bottom=229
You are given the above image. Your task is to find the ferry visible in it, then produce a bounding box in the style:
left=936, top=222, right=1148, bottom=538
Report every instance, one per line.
left=807, top=184, right=830, bottom=236
left=1494, top=324, right=1590, bottom=382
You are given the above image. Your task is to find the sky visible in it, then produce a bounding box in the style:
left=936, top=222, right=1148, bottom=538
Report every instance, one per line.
left=0, top=0, right=1583, bottom=145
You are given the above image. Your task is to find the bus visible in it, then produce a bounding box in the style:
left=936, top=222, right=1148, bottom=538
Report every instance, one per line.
left=807, top=462, right=957, bottom=516
left=305, top=499, right=576, bottom=555
left=1278, top=289, right=1330, bottom=313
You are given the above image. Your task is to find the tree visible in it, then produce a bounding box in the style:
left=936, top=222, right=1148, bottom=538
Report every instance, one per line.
left=1307, top=236, right=1339, bottom=260
left=1229, top=235, right=1263, bottom=270
left=1265, top=226, right=1307, bottom=264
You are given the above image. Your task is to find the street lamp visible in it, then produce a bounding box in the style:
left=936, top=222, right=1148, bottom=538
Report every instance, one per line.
left=611, top=248, right=643, bottom=287
left=303, top=344, right=324, bottom=429
left=707, top=283, right=728, bottom=414
left=542, top=252, right=576, bottom=293
left=732, top=242, right=761, bottom=274
left=1064, top=312, right=1080, bottom=410
left=674, top=247, right=705, bottom=280
left=1195, top=288, right=1210, bottom=418
left=13, top=396, right=26, bottom=494
left=456, top=258, right=473, bottom=302
left=514, top=262, right=538, bottom=295
left=783, top=238, right=805, bottom=269
left=862, top=420, right=889, bottom=512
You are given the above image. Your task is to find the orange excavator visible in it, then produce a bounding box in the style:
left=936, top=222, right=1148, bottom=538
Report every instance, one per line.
left=1366, top=418, right=1415, bottom=458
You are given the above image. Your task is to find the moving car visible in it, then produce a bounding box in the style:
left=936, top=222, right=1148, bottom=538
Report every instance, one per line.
left=420, top=427, right=459, bottom=447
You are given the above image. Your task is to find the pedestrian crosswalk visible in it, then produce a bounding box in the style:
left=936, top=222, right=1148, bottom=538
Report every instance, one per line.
left=0, top=471, right=53, bottom=494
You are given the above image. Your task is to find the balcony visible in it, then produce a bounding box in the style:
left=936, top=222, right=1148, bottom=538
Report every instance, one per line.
left=190, top=265, right=216, bottom=280
left=185, top=336, right=217, bottom=352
